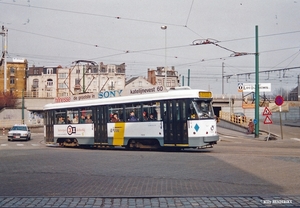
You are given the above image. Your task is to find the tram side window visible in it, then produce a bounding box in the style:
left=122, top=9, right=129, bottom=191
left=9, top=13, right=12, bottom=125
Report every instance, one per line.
left=67, top=109, right=79, bottom=124
left=142, top=102, right=159, bottom=121
left=79, top=108, right=93, bottom=123
left=188, top=102, right=198, bottom=120
left=108, top=104, right=123, bottom=122
left=125, top=103, right=140, bottom=122
left=55, top=110, right=66, bottom=124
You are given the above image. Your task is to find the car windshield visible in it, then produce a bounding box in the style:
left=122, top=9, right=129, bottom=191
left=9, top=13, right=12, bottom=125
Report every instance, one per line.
left=235, top=113, right=245, bottom=117
left=11, top=126, right=27, bottom=131
left=191, top=100, right=215, bottom=119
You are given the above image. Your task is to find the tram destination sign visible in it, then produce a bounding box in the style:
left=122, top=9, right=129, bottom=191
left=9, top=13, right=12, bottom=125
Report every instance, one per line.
left=238, top=83, right=271, bottom=92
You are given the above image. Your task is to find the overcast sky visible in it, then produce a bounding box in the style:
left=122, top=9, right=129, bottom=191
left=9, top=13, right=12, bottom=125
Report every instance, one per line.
left=1, top=0, right=300, bottom=95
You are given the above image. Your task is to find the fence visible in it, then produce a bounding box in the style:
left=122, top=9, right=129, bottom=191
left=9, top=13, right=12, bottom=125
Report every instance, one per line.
left=219, top=111, right=249, bottom=127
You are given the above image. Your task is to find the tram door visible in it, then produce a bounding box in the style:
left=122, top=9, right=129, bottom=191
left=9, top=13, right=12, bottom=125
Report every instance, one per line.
left=94, top=106, right=109, bottom=143
left=162, top=100, right=187, bottom=145
left=45, top=110, right=54, bottom=143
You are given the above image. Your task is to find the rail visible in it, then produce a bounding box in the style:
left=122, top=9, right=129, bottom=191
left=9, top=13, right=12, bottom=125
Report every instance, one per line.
left=219, top=111, right=249, bottom=127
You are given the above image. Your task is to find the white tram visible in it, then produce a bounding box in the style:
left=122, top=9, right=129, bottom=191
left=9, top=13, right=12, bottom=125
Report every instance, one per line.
left=44, top=88, right=219, bottom=150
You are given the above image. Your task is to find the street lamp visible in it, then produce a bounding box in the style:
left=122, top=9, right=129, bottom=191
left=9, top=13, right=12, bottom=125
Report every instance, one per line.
left=0, top=26, right=8, bottom=92
left=161, top=25, right=167, bottom=88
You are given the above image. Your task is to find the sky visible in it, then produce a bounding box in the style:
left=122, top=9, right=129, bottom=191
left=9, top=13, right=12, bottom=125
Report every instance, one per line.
left=1, top=0, right=300, bottom=96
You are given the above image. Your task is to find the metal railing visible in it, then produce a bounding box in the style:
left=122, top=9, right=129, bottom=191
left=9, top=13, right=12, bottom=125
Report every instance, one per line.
left=219, top=111, right=249, bottom=127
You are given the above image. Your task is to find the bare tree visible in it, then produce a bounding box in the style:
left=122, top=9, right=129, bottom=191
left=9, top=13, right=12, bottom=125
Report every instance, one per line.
left=272, top=87, right=292, bottom=101
left=0, top=91, right=18, bottom=110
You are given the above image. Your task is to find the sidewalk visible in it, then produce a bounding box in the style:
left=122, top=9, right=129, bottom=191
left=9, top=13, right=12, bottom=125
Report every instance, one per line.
left=218, top=119, right=300, bottom=142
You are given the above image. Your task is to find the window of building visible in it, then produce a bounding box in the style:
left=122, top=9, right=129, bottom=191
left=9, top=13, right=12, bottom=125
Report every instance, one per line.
left=58, top=83, right=68, bottom=89
left=75, top=78, right=80, bottom=85
left=167, top=80, right=171, bottom=87
left=47, top=68, right=53, bottom=74
left=172, top=80, right=175, bottom=87
left=86, top=68, right=91, bottom=74
left=47, top=79, right=53, bottom=86
left=33, top=79, right=39, bottom=88
left=117, top=77, right=122, bottom=86
left=58, top=73, right=67, bottom=78
left=10, top=77, right=15, bottom=84
left=92, top=67, right=98, bottom=74
left=10, top=67, right=15, bottom=75
left=46, top=92, right=52, bottom=97
left=34, top=69, right=39, bottom=75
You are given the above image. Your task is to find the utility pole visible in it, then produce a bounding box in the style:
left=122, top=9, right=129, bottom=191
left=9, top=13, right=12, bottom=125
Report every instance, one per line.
left=222, top=62, right=224, bottom=94
left=297, top=74, right=300, bottom=101
left=187, top=69, right=190, bottom=87
left=161, top=26, right=167, bottom=88
left=1, top=26, right=8, bottom=92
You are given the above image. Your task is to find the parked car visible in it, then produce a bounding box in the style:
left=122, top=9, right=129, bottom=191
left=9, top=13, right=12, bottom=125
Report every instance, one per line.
left=231, top=112, right=246, bottom=123
left=7, top=124, right=31, bottom=141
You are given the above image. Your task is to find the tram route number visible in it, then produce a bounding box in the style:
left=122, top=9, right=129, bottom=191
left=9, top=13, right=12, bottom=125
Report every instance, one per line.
left=110, top=127, right=121, bottom=133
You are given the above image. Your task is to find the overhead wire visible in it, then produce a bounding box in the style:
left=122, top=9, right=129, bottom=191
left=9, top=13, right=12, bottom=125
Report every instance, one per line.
left=1, top=0, right=300, bottom=75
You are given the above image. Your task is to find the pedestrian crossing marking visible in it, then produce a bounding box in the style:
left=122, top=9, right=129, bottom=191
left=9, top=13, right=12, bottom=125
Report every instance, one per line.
left=0, top=143, right=41, bottom=147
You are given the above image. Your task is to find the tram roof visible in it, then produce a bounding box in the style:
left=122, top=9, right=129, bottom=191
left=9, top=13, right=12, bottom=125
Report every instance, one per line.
left=44, top=89, right=212, bottom=110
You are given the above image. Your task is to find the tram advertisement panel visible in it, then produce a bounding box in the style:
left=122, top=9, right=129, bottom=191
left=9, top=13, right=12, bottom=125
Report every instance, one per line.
left=54, top=124, right=94, bottom=137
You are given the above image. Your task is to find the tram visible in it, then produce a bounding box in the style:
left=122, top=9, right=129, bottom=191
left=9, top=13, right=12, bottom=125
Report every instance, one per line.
left=44, top=88, right=219, bottom=150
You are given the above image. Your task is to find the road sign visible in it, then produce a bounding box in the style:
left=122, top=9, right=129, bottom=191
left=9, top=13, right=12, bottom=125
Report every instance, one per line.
left=275, top=95, right=284, bottom=106
left=263, top=115, right=273, bottom=124
left=262, top=107, right=272, bottom=116
left=240, top=83, right=271, bottom=92
left=238, top=83, right=243, bottom=92
left=253, top=119, right=257, bottom=124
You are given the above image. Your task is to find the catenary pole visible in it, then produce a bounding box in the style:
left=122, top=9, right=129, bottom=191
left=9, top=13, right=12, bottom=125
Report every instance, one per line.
left=255, top=25, right=260, bottom=138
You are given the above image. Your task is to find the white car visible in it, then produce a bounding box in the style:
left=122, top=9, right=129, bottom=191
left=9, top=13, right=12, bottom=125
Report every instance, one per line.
left=7, top=124, right=31, bottom=141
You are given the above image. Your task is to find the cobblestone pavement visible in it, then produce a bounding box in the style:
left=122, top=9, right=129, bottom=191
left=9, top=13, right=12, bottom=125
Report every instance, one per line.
left=0, top=196, right=299, bottom=207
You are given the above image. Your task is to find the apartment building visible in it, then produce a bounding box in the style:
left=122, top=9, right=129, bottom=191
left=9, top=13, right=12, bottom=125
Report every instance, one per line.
left=147, top=66, right=180, bottom=88
left=0, top=59, right=28, bottom=98
left=27, top=62, right=126, bottom=98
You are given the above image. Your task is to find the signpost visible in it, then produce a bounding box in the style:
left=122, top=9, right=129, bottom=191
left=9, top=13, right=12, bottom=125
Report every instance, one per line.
left=262, top=106, right=272, bottom=141
left=275, top=95, right=284, bottom=140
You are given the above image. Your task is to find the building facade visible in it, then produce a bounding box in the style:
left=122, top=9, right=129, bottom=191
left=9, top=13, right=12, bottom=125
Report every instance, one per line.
left=27, top=66, right=58, bottom=98
left=27, top=62, right=127, bottom=98
left=147, top=66, right=180, bottom=89
left=0, top=59, right=28, bottom=98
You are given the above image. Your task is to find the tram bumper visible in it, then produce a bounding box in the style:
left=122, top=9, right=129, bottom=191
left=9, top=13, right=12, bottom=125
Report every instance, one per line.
left=204, top=135, right=219, bottom=143
left=189, top=135, right=219, bottom=148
